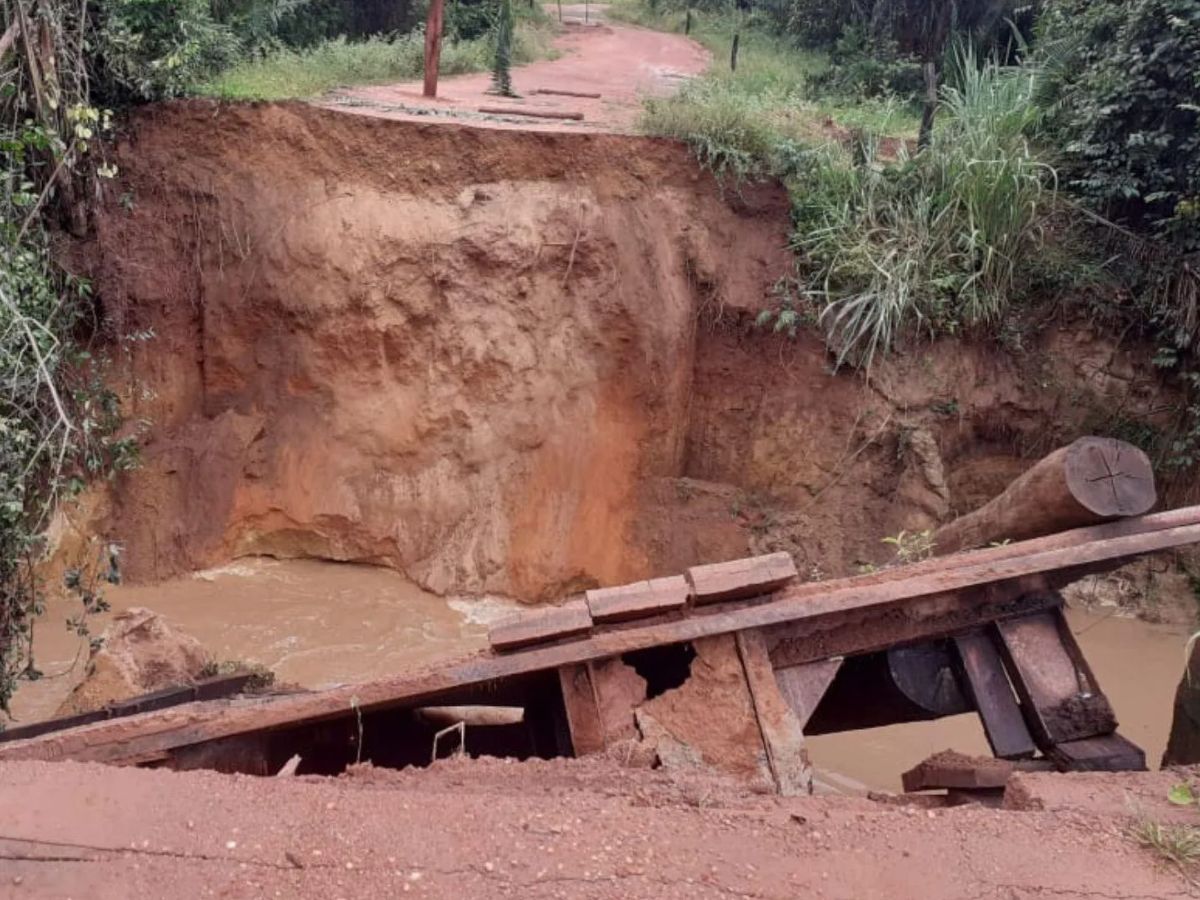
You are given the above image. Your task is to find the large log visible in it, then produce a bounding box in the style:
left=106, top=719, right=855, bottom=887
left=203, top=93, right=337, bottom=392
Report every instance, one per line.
left=934, top=437, right=1155, bottom=554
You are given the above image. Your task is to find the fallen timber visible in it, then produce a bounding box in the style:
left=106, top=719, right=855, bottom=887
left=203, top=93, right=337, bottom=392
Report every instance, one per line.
left=3, top=503, right=1199, bottom=784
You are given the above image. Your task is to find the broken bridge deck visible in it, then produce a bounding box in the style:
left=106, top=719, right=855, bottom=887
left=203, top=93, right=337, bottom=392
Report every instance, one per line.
left=4, top=505, right=1200, bottom=784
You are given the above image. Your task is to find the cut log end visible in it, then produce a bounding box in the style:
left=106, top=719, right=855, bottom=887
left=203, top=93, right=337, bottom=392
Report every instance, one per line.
left=1064, top=436, right=1156, bottom=517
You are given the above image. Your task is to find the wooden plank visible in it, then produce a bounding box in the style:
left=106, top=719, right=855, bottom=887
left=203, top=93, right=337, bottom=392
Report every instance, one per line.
left=489, top=601, right=592, bottom=652
left=586, top=576, right=689, bottom=624
left=902, top=751, right=1054, bottom=792
left=768, top=579, right=1055, bottom=670
left=556, top=663, right=605, bottom=756
left=0, top=673, right=256, bottom=744
left=1048, top=733, right=1147, bottom=772
left=532, top=88, right=602, bottom=98
left=478, top=106, right=585, bottom=121
left=687, top=552, right=798, bottom=605
left=5, top=514, right=1200, bottom=766
left=774, top=506, right=1200, bottom=610
left=735, top=629, right=811, bottom=796
left=994, top=609, right=1116, bottom=745
left=773, top=658, right=843, bottom=731
left=954, top=631, right=1038, bottom=759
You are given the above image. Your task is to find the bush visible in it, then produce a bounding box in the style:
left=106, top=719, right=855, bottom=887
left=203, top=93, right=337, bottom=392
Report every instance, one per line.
left=808, top=25, right=923, bottom=100
left=794, top=52, right=1057, bottom=368
left=1036, top=0, right=1200, bottom=249
left=95, top=0, right=241, bottom=101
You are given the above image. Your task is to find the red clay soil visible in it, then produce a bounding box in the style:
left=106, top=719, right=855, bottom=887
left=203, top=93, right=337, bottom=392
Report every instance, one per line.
left=325, top=6, right=709, bottom=133
left=0, top=757, right=1195, bottom=899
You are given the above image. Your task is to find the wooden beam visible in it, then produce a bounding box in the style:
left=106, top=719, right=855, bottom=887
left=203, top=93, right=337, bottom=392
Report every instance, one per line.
left=994, top=608, right=1116, bottom=746
left=953, top=631, right=1037, bottom=759
left=478, top=107, right=585, bottom=121
left=5, top=513, right=1200, bottom=766
left=557, top=663, right=606, bottom=756
left=902, top=752, right=1053, bottom=792
left=735, top=629, right=811, bottom=795
left=422, top=0, right=445, bottom=98
left=489, top=601, right=592, bottom=651
left=687, top=552, right=797, bottom=605
left=1047, top=733, right=1146, bottom=772
left=772, top=659, right=842, bottom=732
left=586, top=576, right=689, bottom=624
left=934, top=437, right=1156, bottom=554
left=532, top=88, right=602, bottom=99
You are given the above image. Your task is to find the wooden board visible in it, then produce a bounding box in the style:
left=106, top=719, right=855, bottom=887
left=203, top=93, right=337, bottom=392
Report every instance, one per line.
left=586, top=576, right=689, bottom=624
left=0, top=673, right=259, bottom=745
left=902, top=752, right=1053, bottom=791
left=5, top=512, right=1200, bottom=766
left=735, top=629, right=811, bottom=796
left=557, top=663, right=605, bottom=756
left=773, top=658, right=843, bottom=731
left=954, top=631, right=1037, bottom=759
left=994, top=609, right=1116, bottom=745
left=1048, top=733, right=1147, bottom=772
left=687, top=552, right=798, bottom=605
left=489, top=601, right=592, bottom=652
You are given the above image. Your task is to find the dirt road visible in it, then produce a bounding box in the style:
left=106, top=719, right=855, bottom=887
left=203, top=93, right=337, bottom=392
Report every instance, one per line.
left=0, top=757, right=1193, bottom=899
left=325, top=6, right=709, bottom=132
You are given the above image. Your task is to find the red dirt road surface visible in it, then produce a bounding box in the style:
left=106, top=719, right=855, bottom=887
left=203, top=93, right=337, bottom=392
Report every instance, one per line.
left=325, top=6, right=709, bottom=133
left=0, top=757, right=1193, bottom=899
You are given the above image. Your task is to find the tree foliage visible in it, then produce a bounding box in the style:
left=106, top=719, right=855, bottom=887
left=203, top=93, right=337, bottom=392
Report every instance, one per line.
left=1036, top=0, right=1200, bottom=250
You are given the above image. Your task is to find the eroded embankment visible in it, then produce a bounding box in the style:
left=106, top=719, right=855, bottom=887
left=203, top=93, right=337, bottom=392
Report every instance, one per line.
left=70, top=101, right=1184, bottom=603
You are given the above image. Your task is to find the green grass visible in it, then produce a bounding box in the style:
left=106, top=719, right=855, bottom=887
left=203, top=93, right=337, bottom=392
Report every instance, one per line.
left=607, top=0, right=919, bottom=169
left=194, top=21, right=558, bottom=101
left=794, top=51, right=1058, bottom=368
left=1131, top=819, right=1200, bottom=878
left=615, top=7, right=1066, bottom=372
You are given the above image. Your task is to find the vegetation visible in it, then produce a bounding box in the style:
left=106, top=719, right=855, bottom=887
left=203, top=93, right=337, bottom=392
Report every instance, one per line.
left=1, top=0, right=138, bottom=719
left=197, top=23, right=554, bottom=101
left=489, top=0, right=518, bottom=97
left=796, top=50, right=1056, bottom=368
left=620, top=4, right=916, bottom=180
left=193, top=6, right=554, bottom=100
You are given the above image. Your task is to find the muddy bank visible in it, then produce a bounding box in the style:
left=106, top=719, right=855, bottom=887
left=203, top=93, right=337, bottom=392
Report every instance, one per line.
left=68, top=102, right=1192, bottom=605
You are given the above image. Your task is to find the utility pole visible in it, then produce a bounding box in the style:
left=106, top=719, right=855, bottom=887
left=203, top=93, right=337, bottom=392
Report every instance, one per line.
left=423, top=0, right=445, bottom=98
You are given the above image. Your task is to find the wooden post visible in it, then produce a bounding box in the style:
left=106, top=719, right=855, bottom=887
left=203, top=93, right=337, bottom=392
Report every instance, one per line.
left=423, top=0, right=445, bottom=98
left=918, top=60, right=937, bottom=150
left=736, top=630, right=813, bottom=795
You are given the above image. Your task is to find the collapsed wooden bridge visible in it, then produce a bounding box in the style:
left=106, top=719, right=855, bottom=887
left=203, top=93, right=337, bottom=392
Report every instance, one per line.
left=0, top=437, right=1194, bottom=792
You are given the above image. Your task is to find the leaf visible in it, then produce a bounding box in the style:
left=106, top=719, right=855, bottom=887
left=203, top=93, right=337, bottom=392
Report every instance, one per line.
left=1168, top=783, right=1196, bottom=806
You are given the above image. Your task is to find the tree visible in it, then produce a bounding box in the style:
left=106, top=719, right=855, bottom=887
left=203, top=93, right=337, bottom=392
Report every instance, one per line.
left=489, top=0, right=517, bottom=97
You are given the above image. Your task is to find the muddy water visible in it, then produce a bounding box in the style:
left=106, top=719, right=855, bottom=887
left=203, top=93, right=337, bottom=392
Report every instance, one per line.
left=808, top=608, right=1190, bottom=793
left=8, top=565, right=1191, bottom=795
left=8, top=558, right=516, bottom=726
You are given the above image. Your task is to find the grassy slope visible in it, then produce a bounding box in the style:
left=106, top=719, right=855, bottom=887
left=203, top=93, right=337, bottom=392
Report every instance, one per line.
left=195, top=19, right=559, bottom=101
left=605, top=0, right=919, bottom=157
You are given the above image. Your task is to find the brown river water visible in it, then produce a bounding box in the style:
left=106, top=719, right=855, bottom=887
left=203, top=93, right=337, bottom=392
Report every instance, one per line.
left=8, top=558, right=1190, bottom=792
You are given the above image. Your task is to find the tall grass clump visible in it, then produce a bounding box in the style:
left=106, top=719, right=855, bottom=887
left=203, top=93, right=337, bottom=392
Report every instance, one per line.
left=795, top=50, right=1057, bottom=368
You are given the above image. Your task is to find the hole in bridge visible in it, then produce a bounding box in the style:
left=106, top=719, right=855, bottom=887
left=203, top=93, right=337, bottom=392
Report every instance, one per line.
left=621, top=642, right=696, bottom=698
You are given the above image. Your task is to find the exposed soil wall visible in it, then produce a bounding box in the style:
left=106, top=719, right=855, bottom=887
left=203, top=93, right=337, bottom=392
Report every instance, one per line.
left=72, top=101, right=1192, bottom=603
